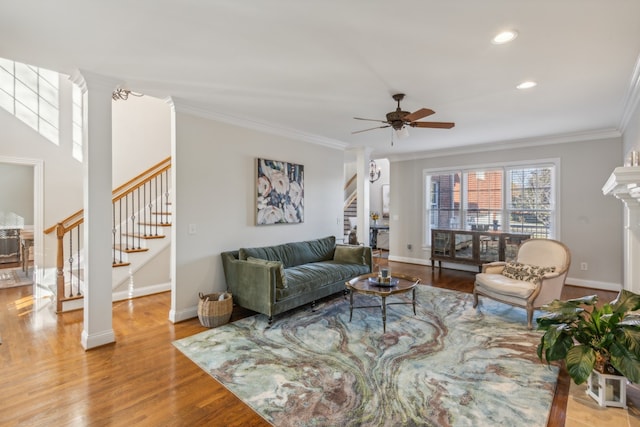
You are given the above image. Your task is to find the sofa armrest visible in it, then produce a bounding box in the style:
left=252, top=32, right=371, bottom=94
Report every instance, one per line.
left=481, top=261, right=506, bottom=274
left=221, top=252, right=277, bottom=316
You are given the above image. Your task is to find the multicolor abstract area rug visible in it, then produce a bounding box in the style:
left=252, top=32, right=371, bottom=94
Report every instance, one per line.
left=174, top=286, right=558, bottom=427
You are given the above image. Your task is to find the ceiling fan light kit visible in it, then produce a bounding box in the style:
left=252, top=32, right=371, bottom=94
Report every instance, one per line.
left=353, top=93, right=455, bottom=139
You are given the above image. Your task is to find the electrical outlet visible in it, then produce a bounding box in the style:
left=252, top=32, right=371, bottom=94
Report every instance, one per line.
left=580, top=262, right=588, bottom=271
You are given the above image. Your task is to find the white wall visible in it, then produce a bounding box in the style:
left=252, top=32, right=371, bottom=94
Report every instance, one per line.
left=0, top=163, right=33, bottom=225
left=171, top=110, right=345, bottom=319
left=112, top=95, right=172, bottom=187
left=389, top=137, right=623, bottom=289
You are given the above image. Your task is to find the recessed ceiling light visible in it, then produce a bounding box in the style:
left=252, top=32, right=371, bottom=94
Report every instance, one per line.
left=516, top=81, right=537, bottom=90
left=492, top=30, right=518, bottom=44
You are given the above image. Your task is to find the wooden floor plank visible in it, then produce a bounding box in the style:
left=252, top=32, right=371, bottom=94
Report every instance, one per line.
left=0, top=261, right=616, bottom=426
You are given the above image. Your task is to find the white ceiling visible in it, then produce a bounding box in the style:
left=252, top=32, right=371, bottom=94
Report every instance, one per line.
left=2, top=0, right=640, bottom=160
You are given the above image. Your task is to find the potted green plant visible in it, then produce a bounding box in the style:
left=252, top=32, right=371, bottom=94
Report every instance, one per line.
left=536, top=289, right=640, bottom=385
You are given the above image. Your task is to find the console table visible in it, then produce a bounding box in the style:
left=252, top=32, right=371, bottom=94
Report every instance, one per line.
left=430, top=229, right=530, bottom=271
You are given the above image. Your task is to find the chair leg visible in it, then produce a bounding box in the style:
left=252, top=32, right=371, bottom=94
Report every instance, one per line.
left=472, top=289, right=479, bottom=308
left=527, top=307, right=534, bottom=330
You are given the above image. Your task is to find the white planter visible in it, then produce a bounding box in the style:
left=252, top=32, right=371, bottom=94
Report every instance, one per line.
left=586, top=369, right=628, bottom=408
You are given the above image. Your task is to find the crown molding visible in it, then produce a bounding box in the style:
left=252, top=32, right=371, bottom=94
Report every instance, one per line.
left=385, top=128, right=622, bottom=162
left=170, top=98, right=348, bottom=151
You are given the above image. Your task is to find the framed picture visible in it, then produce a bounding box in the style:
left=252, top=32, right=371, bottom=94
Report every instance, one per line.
left=382, top=184, right=390, bottom=217
left=256, top=158, right=304, bottom=225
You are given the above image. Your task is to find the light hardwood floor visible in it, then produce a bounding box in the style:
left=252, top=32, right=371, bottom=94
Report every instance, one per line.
left=0, top=260, right=635, bottom=426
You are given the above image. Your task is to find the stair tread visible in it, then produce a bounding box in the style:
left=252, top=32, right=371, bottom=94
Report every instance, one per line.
left=113, top=245, right=149, bottom=253
left=122, top=233, right=166, bottom=239
left=112, top=262, right=131, bottom=268
left=136, top=222, right=172, bottom=227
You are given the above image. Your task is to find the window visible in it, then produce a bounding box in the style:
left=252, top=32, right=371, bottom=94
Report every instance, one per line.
left=506, top=166, right=554, bottom=238
left=0, top=57, right=59, bottom=144
left=425, top=162, right=556, bottom=245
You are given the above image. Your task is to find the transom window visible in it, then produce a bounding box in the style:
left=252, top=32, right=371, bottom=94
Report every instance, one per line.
left=425, top=162, right=556, bottom=244
left=0, top=57, right=60, bottom=144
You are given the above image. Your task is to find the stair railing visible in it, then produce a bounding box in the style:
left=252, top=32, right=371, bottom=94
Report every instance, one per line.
left=44, top=157, right=172, bottom=312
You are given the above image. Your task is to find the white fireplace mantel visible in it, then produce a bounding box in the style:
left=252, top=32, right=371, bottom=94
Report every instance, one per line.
left=602, top=165, right=640, bottom=293
left=602, top=166, right=640, bottom=204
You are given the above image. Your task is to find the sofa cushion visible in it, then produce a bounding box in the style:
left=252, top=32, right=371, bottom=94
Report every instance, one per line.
left=333, top=245, right=366, bottom=265
left=277, top=261, right=370, bottom=301
left=239, top=236, right=336, bottom=268
left=475, top=273, right=537, bottom=298
left=246, top=256, right=287, bottom=289
left=501, top=261, right=556, bottom=285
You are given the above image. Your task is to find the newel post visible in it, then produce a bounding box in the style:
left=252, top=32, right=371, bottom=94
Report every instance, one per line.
left=55, top=222, right=65, bottom=313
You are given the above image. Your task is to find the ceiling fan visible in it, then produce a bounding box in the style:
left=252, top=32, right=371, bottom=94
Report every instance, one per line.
left=353, top=93, right=455, bottom=135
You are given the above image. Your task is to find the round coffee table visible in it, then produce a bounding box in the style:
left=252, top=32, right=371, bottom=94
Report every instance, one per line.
left=345, top=273, right=421, bottom=332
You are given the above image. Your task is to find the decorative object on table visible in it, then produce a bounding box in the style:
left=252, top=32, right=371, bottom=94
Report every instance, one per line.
left=174, top=286, right=558, bottom=427
left=367, top=276, right=398, bottom=287
left=256, top=158, right=304, bottom=225
left=197, top=292, right=233, bottom=328
left=536, top=289, right=640, bottom=407
left=378, top=266, right=391, bottom=284
left=370, top=211, right=379, bottom=225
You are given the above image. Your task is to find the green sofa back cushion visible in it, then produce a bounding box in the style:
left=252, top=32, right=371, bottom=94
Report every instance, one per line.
left=239, top=236, right=336, bottom=268
left=246, top=256, right=287, bottom=288
left=333, top=244, right=366, bottom=265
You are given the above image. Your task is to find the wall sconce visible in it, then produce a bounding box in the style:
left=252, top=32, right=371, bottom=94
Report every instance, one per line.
left=369, top=160, right=381, bottom=183
left=112, top=88, right=144, bottom=101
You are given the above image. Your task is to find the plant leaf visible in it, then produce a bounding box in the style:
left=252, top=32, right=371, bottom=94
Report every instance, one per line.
left=615, top=326, right=640, bottom=356
left=610, top=341, right=640, bottom=383
left=540, top=325, right=574, bottom=362
left=611, top=289, right=640, bottom=314
left=566, top=345, right=595, bottom=384
left=618, top=314, right=640, bottom=328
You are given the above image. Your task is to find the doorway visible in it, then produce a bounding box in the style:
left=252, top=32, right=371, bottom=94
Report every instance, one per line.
left=0, top=157, right=44, bottom=295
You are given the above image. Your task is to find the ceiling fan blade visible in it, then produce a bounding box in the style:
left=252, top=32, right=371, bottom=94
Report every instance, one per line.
left=403, top=108, right=435, bottom=122
left=410, top=121, right=455, bottom=129
left=354, top=117, right=388, bottom=124
left=352, top=125, right=390, bottom=134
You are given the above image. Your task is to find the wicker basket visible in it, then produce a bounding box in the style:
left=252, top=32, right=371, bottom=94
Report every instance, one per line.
left=197, top=292, right=233, bottom=328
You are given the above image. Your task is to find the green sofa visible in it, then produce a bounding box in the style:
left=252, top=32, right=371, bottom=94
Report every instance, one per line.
left=221, top=236, right=372, bottom=324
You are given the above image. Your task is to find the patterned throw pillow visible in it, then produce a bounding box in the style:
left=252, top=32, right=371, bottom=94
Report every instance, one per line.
left=501, top=261, right=556, bottom=284
left=246, top=256, right=288, bottom=289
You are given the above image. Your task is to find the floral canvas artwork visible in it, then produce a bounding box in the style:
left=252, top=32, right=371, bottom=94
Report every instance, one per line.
left=256, top=158, right=304, bottom=225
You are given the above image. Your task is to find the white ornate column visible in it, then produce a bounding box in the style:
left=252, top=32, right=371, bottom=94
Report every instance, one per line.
left=355, top=149, right=373, bottom=246
left=71, top=70, right=121, bottom=349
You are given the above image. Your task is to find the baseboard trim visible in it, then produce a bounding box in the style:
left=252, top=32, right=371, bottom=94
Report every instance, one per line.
left=387, top=255, right=430, bottom=265
left=112, top=282, right=171, bottom=302
left=387, top=256, right=623, bottom=292
left=81, top=328, right=116, bottom=350
left=565, top=277, right=622, bottom=292
left=169, top=306, right=198, bottom=324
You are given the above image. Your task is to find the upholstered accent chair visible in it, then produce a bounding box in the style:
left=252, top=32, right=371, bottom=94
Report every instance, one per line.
left=473, top=238, right=571, bottom=329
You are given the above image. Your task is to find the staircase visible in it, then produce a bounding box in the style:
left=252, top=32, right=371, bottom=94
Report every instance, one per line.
left=44, top=157, right=172, bottom=312
left=344, top=173, right=357, bottom=238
